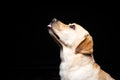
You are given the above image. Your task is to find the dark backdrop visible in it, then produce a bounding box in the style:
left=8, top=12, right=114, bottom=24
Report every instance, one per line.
left=15, top=4, right=120, bottom=80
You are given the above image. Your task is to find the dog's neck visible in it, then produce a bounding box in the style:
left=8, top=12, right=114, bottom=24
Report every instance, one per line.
left=60, top=46, right=95, bottom=66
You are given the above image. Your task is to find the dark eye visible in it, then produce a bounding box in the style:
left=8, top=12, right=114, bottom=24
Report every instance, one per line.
left=69, top=25, right=75, bottom=30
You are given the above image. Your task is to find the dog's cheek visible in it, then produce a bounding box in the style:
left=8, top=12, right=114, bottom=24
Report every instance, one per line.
left=59, top=30, right=76, bottom=45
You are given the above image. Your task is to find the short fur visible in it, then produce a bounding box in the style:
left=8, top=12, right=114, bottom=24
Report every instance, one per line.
left=48, top=18, right=114, bottom=80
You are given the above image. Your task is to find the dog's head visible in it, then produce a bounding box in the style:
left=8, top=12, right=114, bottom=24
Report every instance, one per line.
left=48, top=18, right=93, bottom=54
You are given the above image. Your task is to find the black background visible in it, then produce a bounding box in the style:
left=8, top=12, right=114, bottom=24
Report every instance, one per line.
left=15, top=3, right=120, bottom=80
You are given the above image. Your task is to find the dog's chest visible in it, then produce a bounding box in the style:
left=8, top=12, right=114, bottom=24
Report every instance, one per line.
left=60, top=63, right=98, bottom=80
left=59, top=49, right=99, bottom=80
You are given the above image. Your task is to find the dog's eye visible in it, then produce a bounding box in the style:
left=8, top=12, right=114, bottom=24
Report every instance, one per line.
left=69, top=25, right=75, bottom=30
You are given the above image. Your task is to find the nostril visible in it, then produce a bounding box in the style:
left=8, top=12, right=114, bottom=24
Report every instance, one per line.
left=52, top=18, right=57, bottom=23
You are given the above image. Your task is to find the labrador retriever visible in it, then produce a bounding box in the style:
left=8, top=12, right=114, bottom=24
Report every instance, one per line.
left=48, top=18, right=115, bottom=80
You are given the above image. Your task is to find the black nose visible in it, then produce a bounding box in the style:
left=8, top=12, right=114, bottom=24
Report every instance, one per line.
left=51, top=18, right=57, bottom=23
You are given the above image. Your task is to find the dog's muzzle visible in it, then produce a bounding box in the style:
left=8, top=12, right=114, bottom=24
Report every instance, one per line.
left=48, top=18, right=60, bottom=39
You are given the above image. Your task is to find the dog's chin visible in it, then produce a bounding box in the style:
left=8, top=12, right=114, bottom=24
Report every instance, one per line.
left=49, top=29, right=63, bottom=47
left=48, top=27, right=68, bottom=47
left=49, top=29, right=62, bottom=47
left=49, top=28, right=60, bottom=40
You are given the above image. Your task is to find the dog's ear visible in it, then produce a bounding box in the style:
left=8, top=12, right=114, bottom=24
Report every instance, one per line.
left=75, top=35, right=93, bottom=54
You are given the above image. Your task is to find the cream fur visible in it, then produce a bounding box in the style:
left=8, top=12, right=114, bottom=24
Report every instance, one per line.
left=48, top=18, right=115, bottom=80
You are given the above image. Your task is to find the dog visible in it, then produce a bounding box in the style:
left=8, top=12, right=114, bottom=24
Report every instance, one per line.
left=48, top=18, right=115, bottom=80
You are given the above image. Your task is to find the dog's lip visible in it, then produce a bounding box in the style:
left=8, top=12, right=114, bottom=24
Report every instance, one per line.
left=48, top=27, right=60, bottom=39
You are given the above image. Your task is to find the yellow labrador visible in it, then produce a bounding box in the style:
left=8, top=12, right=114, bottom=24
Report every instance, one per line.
left=48, top=18, right=114, bottom=80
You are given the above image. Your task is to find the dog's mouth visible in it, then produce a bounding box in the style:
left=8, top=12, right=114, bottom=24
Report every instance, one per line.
left=48, top=18, right=68, bottom=46
left=48, top=18, right=60, bottom=39
left=51, top=29, right=60, bottom=39
left=48, top=25, right=60, bottom=40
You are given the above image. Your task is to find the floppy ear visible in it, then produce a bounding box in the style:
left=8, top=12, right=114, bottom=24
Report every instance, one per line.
left=75, top=35, right=93, bottom=54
